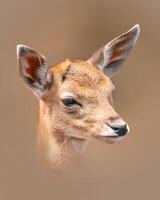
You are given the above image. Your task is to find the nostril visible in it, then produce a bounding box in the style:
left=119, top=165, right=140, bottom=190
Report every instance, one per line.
left=108, top=125, right=119, bottom=131
left=108, top=124, right=128, bottom=137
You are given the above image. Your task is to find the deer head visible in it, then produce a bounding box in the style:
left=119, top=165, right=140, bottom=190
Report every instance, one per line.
left=17, top=25, right=140, bottom=169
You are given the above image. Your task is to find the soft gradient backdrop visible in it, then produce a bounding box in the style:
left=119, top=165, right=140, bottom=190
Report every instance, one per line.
left=0, top=0, right=159, bottom=199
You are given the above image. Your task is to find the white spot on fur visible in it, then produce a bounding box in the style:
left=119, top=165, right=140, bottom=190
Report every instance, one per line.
left=100, top=124, right=118, bottom=137
left=71, top=138, right=89, bottom=153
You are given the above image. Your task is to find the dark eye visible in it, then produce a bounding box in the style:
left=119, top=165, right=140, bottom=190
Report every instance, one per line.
left=61, top=98, right=81, bottom=107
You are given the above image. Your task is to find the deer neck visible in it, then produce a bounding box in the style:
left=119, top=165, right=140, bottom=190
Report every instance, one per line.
left=37, top=100, right=88, bottom=169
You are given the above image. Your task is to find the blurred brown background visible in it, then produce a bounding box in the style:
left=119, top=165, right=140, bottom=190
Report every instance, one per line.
left=0, top=0, right=159, bottom=199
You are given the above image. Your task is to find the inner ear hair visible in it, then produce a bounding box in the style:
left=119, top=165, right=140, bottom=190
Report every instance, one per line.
left=17, top=44, right=53, bottom=96
left=87, top=24, right=140, bottom=77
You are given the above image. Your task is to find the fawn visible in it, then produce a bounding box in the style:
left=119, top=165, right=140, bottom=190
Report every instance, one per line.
left=17, top=25, right=140, bottom=170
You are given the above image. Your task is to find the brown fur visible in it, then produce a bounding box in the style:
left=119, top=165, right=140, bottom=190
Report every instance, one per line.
left=37, top=59, right=122, bottom=170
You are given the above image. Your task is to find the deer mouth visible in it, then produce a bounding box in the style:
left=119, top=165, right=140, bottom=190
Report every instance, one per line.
left=97, top=134, right=126, bottom=139
left=95, top=134, right=126, bottom=144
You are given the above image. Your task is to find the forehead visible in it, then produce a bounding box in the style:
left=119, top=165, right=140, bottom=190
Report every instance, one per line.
left=50, top=59, right=113, bottom=97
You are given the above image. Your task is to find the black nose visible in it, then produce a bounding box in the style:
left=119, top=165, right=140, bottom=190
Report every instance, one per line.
left=108, top=124, right=128, bottom=137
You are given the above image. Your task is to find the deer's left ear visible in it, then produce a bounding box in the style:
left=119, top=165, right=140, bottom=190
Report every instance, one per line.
left=17, top=45, right=52, bottom=97
left=87, top=24, right=140, bottom=77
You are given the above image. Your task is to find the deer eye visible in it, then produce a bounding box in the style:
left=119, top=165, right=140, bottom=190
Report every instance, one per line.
left=61, top=98, right=81, bottom=107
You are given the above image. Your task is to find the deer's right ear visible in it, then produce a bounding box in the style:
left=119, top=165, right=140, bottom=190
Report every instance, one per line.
left=17, top=45, right=52, bottom=97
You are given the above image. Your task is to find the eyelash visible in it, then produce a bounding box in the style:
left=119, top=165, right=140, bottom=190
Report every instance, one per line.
left=61, top=98, right=82, bottom=108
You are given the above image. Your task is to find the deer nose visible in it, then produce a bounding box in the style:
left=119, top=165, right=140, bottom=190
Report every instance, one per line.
left=107, top=124, right=128, bottom=137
